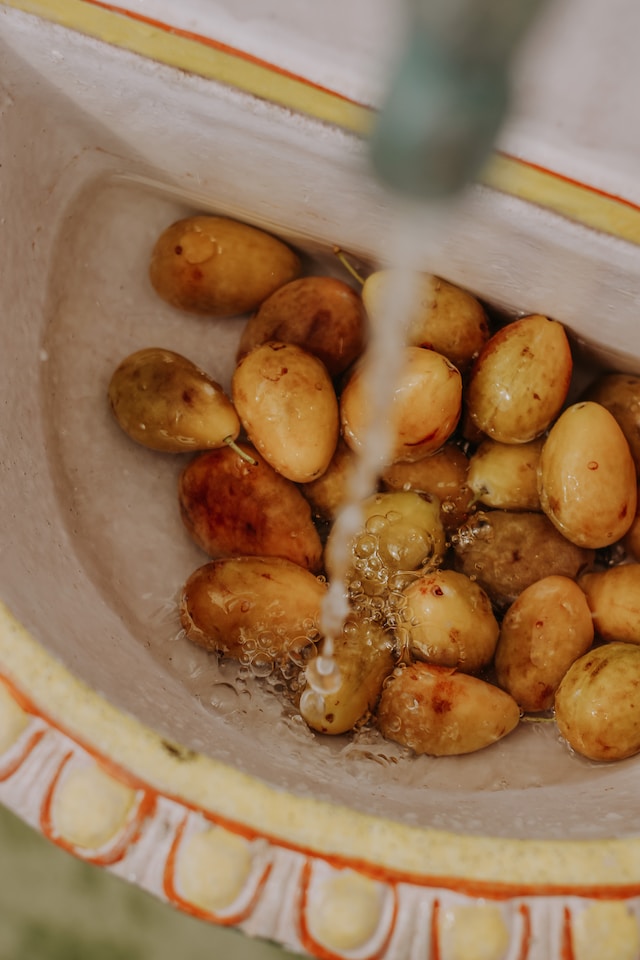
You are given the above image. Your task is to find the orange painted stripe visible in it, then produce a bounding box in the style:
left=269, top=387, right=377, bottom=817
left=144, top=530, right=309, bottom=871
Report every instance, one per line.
left=0, top=673, right=40, bottom=715
left=4, top=667, right=640, bottom=900
left=0, top=728, right=45, bottom=782
left=0, top=674, right=47, bottom=780
left=561, top=906, right=575, bottom=960
left=517, top=904, right=533, bottom=960
left=430, top=898, right=441, bottom=960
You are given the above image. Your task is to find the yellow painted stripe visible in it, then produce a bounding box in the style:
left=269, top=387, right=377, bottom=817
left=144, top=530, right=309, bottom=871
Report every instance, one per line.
left=4, top=0, right=640, bottom=245
left=480, top=152, right=640, bottom=246
left=1, top=0, right=374, bottom=134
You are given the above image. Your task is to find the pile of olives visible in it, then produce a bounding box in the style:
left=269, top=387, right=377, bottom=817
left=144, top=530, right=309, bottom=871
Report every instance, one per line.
left=108, top=213, right=640, bottom=762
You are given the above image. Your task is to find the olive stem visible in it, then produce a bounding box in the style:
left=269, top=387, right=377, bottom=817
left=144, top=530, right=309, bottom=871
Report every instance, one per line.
left=519, top=715, right=556, bottom=723
left=223, top=436, right=257, bottom=465
left=333, top=246, right=366, bottom=286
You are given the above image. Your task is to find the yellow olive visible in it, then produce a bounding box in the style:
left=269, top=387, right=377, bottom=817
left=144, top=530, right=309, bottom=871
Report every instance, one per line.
left=583, top=372, right=640, bottom=472
left=341, top=346, right=462, bottom=463
left=537, top=401, right=638, bottom=548
left=380, top=443, right=471, bottom=531
left=376, top=662, right=520, bottom=756
left=299, top=620, right=395, bottom=735
left=494, top=576, right=594, bottom=712
left=179, top=557, right=325, bottom=661
left=362, top=271, right=489, bottom=371
left=623, top=487, right=640, bottom=560
left=555, top=642, right=640, bottom=761
left=237, top=276, right=367, bottom=377
left=178, top=444, right=323, bottom=572
left=232, top=341, right=339, bottom=483
left=108, top=347, right=240, bottom=453
left=325, top=490, right=446, bottom=599
left=579, top=565, right=640, bottom=644
left=301, top=439, right=358, bottom=522
left=467, top=437, right=544, bottom=511
left=149, top=215, right=301, bottom=316
left=400, top=570, right=499, bottom=674
left=466, top=315, right=573, bottom=443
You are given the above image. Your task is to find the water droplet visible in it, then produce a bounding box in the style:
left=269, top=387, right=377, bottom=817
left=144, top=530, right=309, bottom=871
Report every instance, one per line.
left=365, top=514, right=387, bottom=536
left=249, top=655, right=274, bottom=678
left=256, top=631, right=275, bottom=651
left=299, top=688, right=326, bottom=717
left=354, top=534, right=377, bottom=558
left=305, top=655, right=342, bottom=694
left=209, top=683, right=240, bottom=713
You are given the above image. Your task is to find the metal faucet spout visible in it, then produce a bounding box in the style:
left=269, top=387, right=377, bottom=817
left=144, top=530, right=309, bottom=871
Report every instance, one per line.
left=370, top=0, right=548, bottom=198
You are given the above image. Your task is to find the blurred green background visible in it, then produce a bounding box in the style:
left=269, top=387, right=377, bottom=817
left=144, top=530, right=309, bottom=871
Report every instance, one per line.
left=0, top=804, right=300, bottom=960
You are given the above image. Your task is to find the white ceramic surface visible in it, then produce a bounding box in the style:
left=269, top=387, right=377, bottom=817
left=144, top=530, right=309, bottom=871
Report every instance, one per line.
left=2, top=2, right=640, bottom=958
left=101, top=0, right=640, bottom=206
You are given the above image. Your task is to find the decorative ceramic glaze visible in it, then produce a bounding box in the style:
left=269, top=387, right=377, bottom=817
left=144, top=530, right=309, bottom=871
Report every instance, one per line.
left=2, top=1, right=640, bottom=957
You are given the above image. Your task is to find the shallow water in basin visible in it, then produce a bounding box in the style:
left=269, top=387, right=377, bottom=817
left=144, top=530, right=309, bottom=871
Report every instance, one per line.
left=38, top=172, right=640, bottom=842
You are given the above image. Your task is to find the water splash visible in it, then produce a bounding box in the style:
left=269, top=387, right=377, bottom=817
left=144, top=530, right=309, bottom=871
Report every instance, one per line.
left=307, top=204, right=447, bottom=698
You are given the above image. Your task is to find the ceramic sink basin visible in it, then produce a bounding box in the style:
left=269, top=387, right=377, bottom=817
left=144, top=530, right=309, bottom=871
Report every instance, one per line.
left=2, top=1, right=640, bottom=958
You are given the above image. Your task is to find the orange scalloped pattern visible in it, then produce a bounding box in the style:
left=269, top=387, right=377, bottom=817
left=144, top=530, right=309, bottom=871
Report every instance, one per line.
left=39, top=750, right=157, bottom=865
left=162, top=813, right=273, bottom=925
left=1, top=668, right=640, bottom=959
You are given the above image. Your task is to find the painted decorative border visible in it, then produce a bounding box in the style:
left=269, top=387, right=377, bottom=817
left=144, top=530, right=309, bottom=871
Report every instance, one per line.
left=2, top=601, right=640, bottom=959
left=0, top=0, right=371, bottom=133
left=4, top=0, right=640, bottom=248
left=2, top=2, right=640, bottom=955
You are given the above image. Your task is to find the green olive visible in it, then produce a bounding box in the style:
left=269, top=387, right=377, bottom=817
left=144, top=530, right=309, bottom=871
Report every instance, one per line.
left=380, top=443, right=471, bottom=531
left=149, top=215, right=301, bottom=316
left=301, top=439, right=358, bottom=522
left=582, top=372, right=640, bottom=472
left=299, top=620, right=395, bottom=735
left=108, top=347, right=240, bottom=453
left=180, top=557, right=326, bottom=661
left=555, top=643, right=640, bottom=761
left=579, top=565, right=640, bottom=644
left=451, top=510, right=595, bottom=611
left=467, top=437, right=544, bottom=511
